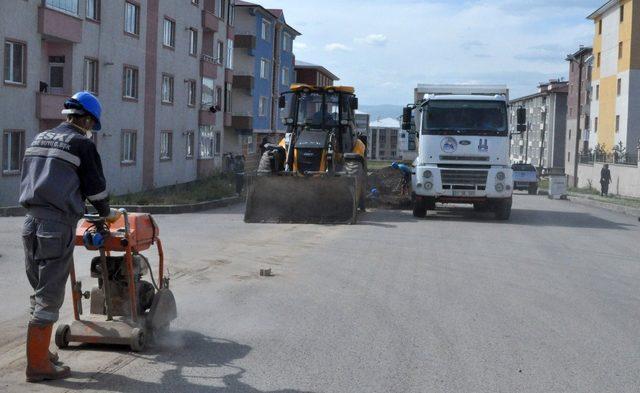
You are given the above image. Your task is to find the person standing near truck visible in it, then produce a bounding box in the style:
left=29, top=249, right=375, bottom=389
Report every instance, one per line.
left=600, top=164, right=612, bottom=196
left=19, top=91, right=120, bottom=382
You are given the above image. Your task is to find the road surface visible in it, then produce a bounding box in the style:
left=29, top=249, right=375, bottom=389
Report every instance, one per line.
left=0, top=194, right=639, bottom=392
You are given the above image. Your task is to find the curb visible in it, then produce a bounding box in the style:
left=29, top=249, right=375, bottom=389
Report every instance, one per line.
left=0, top=196, right=242, bottom=218
left=568, top=195, right=640, bottom=218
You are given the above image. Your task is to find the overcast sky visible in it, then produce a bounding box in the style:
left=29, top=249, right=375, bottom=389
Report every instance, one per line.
left=254, top=0, right=604, bottom=105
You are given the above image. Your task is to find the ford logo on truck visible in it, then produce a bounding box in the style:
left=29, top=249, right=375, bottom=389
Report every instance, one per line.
left=459, top=140, right=471, bottom=146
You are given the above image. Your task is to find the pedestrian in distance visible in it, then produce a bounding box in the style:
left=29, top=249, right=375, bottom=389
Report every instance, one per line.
left=234, top=154, right=246, bottom=195
left=19, top=91, right=121, bottom=382
left=600, top=164, right=612, bottom=196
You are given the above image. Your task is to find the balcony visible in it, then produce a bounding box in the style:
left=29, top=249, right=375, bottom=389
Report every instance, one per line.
left=233, top=75, right=254, bottom=91
left=199, top=110, right=216, bottom=125
left=201, top=54, right=219, bottom=78
left=225, top=69, right=234, bottom=83
left=36, top=93, right=67, bottom=120
left=202, top=10, right=219, bottom=32
left=38, top=6, right=83, bottom=43
left=232, top=115, right=253, bottom=130
left=224, top=113, right=233, bottom=128
left=234, top=35, right=256, bottom=50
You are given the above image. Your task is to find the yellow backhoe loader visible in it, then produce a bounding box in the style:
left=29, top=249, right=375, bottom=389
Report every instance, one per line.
left=244, top=85, right=367, bottom=224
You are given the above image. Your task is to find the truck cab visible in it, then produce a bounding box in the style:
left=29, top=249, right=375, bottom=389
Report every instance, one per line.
left=403, top=85, right=526, bottom=220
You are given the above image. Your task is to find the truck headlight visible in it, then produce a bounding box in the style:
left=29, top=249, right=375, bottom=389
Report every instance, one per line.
left=496, top=171, right=505, bottom=181
left=424, top=182, right=433, bottom=190
left=495, top=183, right=504, bottom=192
left=423, top=170, right=432, bottom=179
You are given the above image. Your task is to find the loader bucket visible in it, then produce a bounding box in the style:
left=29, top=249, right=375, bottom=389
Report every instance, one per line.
left=244, top=174, right=358, bottom=224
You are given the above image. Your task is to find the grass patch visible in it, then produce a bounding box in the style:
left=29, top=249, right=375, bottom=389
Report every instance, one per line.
left=568, top=187, right=640, bottom=209
left=539, top=177, right=549, bottom=190
left=367, top=160, right=411, bottom=170
left=111, top=174, right=236, bottom=206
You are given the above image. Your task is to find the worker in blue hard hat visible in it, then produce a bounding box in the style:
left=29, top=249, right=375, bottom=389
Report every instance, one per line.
left=19, top=91, right=120, bottom=382
left=391, top=162, right=413, bottom=195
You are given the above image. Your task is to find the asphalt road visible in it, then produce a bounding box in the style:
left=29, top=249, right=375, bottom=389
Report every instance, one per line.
left=0, top=194, right=639, bottom=392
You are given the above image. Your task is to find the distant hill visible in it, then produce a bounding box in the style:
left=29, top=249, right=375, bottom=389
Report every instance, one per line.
left=359, top=105, right=404, bottom=122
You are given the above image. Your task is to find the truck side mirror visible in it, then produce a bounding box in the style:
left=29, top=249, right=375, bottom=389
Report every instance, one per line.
left=516, top=107, right=527, bottom=133
left=278, top=96, right=286, bottom=109
left=351, top=97, right=358, bottom=110
left=402, top=107, right=413, bottom=130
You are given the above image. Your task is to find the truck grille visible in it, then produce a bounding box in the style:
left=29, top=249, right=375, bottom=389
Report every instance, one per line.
left=440, top=155, right=490, bottom=162
left=441, top=170, right=488, bottom=186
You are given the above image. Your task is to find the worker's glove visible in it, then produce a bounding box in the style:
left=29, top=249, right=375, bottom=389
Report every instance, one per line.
left=105, top=208, right=122, bottom=224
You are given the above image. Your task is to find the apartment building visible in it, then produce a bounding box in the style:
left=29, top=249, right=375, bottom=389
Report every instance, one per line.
left=369, top=118, right=400, bottom=161
left=588, top=0, right=640, bottom=156
left=230, top=1, right=299, bottom=159
left=0, top=0, right=235, bottom=207
left=295, top=60, right=339, bottom=87
left=509, top=80, right=568, bottom=170
left=565, top=46, right=593, bottom=186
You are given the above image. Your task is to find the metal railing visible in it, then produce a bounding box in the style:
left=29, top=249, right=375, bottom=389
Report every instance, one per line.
left=579, top=153, right=639, bottom=166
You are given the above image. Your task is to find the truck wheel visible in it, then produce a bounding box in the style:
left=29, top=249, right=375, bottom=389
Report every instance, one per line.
left=413, top=196, right=427, bottom=218
left=494, top=198, right=512, bottom=220
left=345, top=160, right=366, bottom=212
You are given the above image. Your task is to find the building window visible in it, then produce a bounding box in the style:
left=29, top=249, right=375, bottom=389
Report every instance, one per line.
left=185, top=131, right=195, bottom=158
left=121, top=130, right=137, bottom=164
left=2, top=130, right=25, bottom=174
left=597, top=52, right=601, bottom=68
left=189, top=28, right=198, bottom=56
left=124, top=2, right=140, bottom=35
left=618, top=42, right=623, bottom=59
left=620, top=5, right=625, bottom=22
left=617, top=78, right=622, bottom=96
left=598, top=19, right=602, bottom=35
left=281, top=67, right=290, bottom=86
left=283, top=32, right=292, bottom=52
left=217, top=41, right=224, bottom=64
left=595, top=84, right=599, bottom=100
left=4, top=40, right=26, bottom=85
left=215, top=132, right=221, bottom=154
left=595, top=117, right=598, bottom=132
left=83, top=58, right=98, bottom=94
left=261, top=20, right=271, bottom=41
left=216, top=87, right=223, bottom=109
left=259, top=96, right=268, bottom=116
left=201, top=77, right=214, bottom=107
left=260, top=59, right=270, bottom=79
left=45, top=0, right=79, bottom=15
left=161, top=74, right=174, bottom=104
left=86, top=0, right=100, bottom=20
left=224, top=83, right=232, bottom=113
left=215, top=0, right=223, bottom=18
left=568, top=152, right=570, bottom=162
left=616, top=115, right=620, bottom=133
left=160, top=131, right=173, bottom=160
left=187, top=80, right=196, bottom=107
left=226, top=39, right=234, bottom=69
left=163, top=18, right=176, bottom=48
left=199, top=126, right=214, bottom=158
left=122, top=66, right=139, bottom=99
left=227, top=1, right=235, bottom=26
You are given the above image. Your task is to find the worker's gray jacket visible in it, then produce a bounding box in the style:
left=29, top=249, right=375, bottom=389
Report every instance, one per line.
left=19, top=122, right=110, bottom=225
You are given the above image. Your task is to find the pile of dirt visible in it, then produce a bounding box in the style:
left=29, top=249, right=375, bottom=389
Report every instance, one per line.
left=367, top=167, right=412, bottom=209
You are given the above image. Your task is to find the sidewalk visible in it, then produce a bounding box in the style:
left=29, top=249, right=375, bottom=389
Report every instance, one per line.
left=567, top=191, right=640, bottom=218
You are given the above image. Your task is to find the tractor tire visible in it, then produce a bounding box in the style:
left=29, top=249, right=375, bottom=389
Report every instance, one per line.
left=493, top=198, right=512, bottom=220
left=345, top=160, right=366, bottom=212
left=413, top=196, right=427, bottom=218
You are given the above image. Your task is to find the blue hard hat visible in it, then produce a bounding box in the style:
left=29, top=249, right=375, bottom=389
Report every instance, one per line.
left=391, top=162, right=399, bottom=169
left=62, top=91, right=102, bottom=131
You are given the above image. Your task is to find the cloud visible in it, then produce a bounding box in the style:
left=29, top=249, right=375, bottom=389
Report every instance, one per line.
left=293, top=42, right=308, bottom=50
left=324, top=43, right=351, bottom=52
left=355, top=34, right=388, bottom=46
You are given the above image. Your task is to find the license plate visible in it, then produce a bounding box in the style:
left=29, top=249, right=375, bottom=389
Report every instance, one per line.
left=453, top=190, right=476, bottom=197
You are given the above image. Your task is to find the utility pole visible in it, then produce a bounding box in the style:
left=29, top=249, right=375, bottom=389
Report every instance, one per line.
left=524, top=121, right=530, bottom=163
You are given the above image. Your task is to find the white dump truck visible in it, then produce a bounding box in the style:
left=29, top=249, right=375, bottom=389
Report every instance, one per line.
left=402, top=84, right=527, bottom=220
